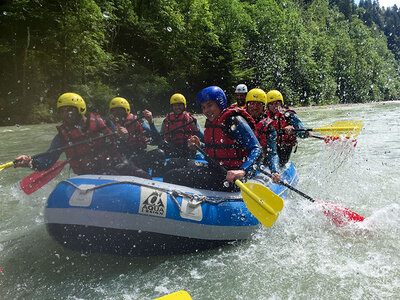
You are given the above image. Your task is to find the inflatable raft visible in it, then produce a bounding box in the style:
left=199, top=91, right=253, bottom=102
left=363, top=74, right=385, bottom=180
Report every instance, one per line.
left=45, top=162, right=298, bottom=256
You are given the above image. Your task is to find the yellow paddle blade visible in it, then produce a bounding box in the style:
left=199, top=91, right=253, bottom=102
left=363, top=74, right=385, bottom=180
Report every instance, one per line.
left=0, top=161, right=14, bottom=172
left=235, top=180, right=284, bottom=228
left=154, top=290, right=192, bottom=300
left=314, top=120, right=364, bottom=138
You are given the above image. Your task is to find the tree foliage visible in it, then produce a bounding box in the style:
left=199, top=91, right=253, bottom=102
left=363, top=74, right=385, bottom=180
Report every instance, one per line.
left=0, top=0, right=399, bottom=125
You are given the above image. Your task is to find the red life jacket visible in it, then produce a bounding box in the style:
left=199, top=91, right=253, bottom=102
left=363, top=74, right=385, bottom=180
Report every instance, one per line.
left=255, top=117, right=274, bottom=149
left=266, top=108, right=297, bottom=147
left=163, top=111, right=194, bottom=146
left=204, top=107, right=255, bottom=169
left=112, top=113, right=147, bottom=151
left=57, top=113, right=119, bottom=175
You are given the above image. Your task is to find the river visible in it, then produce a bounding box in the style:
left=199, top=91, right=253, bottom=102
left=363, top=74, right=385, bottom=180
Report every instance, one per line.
left=1, top=101, right=399, bottom=299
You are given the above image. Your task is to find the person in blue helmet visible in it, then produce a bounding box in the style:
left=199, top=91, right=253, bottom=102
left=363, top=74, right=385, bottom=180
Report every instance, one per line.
left=163, top=86, right=263, bottom=192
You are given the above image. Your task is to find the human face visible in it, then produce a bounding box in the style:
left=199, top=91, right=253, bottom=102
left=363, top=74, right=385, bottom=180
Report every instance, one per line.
left=172, top=103, right=185, bottom=115
left=201, top=100, right=221, bottom=122
left=110, top=107, right=127, bottom=120
left=246, top=101, right=265, bottom=119
left=267, top=100, right=283, bottom=115
left=58, top=106, right=81, bottom=126
left=235, top=93, right=246, bottom=107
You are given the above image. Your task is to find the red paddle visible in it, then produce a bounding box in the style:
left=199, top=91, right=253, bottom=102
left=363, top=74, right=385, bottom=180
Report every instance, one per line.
left=258, top=168, right=365, bottom=226
left=19, top=161, right=68, bottom=195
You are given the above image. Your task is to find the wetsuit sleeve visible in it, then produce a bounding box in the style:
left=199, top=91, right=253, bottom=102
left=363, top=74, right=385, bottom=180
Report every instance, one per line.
left=287, top=112, right=309, bottom=138
left=229, top=116, right=262, bottom=174
left=108, top=120, right=116, bottom=132
left=265, top=126, right=280, bottom=173
left=194, top=121, right=205, bottom=143
left=142, top=120, right=161, bottom=145
left=31, top=134, right=64, bottom=171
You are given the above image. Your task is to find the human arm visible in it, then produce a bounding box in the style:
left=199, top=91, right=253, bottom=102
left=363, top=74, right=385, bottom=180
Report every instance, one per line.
left=193, top=120, right=204, bottom=143
left=286, top=112, right=310, bottom=138
left=226, top=116, right=262, bottom=182
left=14, top=135, right=64, bottom=171
left=141, top=118, right=161, bottom=145
left=265, top=127, right=281, bottom=183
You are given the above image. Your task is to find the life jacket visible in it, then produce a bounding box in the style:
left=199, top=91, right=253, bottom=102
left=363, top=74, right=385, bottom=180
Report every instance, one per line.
left=204, top=107, right=255, bottom=169
left=57, top=113, right=119, bottom=175
left=266, top=108, right=297, bottom=147
left=255, top=117, right=274, bottom=149
left=111, top=113, right=147, bottom=151
left=163, top=111, right=194, bottom=146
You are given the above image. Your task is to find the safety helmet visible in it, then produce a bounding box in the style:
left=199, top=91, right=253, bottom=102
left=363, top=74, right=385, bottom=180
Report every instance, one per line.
left=246, top=88, right=266, bottom=105
left=235, top=84, right=248, bottom=94
left=196, top=86, right=227, bottom=110
left=170, top=93, right=187, bottom=108
left=109, top=97, right=131, bottom=114
left=266, top=90, right=284, bottom=105
left=57, top=93, right=86, bottom=115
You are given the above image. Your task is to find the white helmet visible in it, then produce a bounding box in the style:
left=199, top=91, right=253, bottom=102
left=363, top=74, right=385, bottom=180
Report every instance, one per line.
left=235, top=84, right=248, bottom=94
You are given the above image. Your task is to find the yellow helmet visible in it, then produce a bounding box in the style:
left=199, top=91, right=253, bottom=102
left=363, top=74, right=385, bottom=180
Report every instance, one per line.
left=170, top=93, right=187, bottom=108
left=57, top=93, right=86, bottom=115
left=245, top=88, right=266, bottom=105
left=266, top=90, right=284, bottom=105
left=109, top=97, right=131, bottom=114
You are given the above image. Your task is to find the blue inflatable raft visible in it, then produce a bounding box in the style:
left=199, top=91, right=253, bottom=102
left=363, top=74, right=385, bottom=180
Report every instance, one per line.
left=45, top=162, right=298, bottom=256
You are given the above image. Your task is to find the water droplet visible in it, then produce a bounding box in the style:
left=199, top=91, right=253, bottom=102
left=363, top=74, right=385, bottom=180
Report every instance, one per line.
left=72, top=49, right=77, bottom=54
left=223, top=181, right=229, bottom=187
left=131, top=63, right=135, bottom=67
left=166, top=26, right=172, bottom=32
left=3, top=11, right=7, bottom=16
left=103, top=11, right=110, bottom=18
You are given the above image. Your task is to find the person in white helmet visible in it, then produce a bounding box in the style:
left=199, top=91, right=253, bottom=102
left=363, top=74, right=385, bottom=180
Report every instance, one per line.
left=231, top=84, right=248, bottom=108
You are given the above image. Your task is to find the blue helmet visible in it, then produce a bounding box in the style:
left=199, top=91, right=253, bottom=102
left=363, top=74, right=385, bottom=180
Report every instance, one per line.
left=196, top=86, right=227, bottom=110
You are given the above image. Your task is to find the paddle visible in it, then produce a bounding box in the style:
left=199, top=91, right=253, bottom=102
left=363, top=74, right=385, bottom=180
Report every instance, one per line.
left=0, top=161, right=14, bottom=172
left=19, top=160, right=68, bottom=195
left=194, top=144, right=284, bottom=228
left=257, top=167, right=365, bottom=226
left=1, top=132, right=116, bottom=195
left=154, top=290, right=192, bottom=300
left=160, top=118, right=196, bottom=137
left=0, top=132, right=116, bottom=173
left=294, top=120, right=364, bottom=138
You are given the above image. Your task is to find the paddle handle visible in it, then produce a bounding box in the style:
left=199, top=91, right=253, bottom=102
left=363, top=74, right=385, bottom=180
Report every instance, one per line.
left=194, top=144, right=227, bottom=173
left=258, top=168, right=315, bottom=203
left=0, top=161, right=15, bottom=171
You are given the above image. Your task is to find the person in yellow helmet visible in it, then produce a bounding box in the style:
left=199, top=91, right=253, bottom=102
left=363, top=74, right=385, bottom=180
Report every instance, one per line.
left=265, top=90, right=311, bottom=166
left=245, top=88, right=281, bottom=183
left=14, top=93, right=151, bottom=178
left=159, top=93, right=204, bottom=158
left=108, top=97, right=164, bottom=173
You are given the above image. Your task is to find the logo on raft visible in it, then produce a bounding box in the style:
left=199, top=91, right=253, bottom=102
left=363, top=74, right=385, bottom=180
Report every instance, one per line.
left=139, top=187, right=167, bottom=217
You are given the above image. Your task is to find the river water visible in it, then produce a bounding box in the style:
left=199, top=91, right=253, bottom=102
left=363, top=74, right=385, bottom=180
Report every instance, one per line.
left=0, top=101, right=399, bottom=299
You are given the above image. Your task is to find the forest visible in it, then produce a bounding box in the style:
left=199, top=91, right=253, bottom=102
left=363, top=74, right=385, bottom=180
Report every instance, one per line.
left=0, top=0, right=399, bottom=125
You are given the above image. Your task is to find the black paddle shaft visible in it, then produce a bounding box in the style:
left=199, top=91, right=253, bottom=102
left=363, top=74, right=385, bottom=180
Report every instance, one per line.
left=258, top=168, right=316, bottom=203
left=160, top=118, right=196, bottom=137
left=30, top=132, right=116, bottom=160
left=194, top=144, right=227, bottom=173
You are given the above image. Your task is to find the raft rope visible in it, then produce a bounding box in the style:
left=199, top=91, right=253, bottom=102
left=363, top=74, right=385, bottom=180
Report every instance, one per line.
left=61, top=179, right=242, bottom=210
